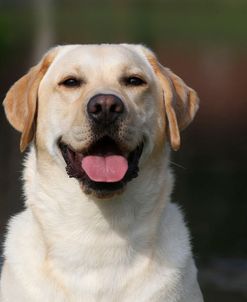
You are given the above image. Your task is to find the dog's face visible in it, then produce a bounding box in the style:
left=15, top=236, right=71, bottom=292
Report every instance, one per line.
left=36, top=45, right=162, bottom=196
left=3, top=44, right=199, bottom=198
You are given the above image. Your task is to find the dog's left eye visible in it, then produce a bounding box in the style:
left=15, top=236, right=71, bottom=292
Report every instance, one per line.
left=59, top=77, right=82, bottom=88
left=124, top=76, right=146, bottom=87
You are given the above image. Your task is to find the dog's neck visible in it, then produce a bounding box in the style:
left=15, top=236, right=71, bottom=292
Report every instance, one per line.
left=23, top=145, right=174, bottom=266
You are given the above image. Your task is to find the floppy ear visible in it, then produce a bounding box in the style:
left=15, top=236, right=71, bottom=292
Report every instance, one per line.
left=145, top=51, right=199, bottom=151
left=3, top=49, right=57, bottom=152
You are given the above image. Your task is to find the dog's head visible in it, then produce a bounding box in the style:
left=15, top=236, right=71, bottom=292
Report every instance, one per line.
left=3, top=44, right=199, bottom=198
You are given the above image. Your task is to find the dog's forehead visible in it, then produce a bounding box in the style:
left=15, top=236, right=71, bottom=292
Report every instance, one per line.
left=48, top=44, right=153, bottom=76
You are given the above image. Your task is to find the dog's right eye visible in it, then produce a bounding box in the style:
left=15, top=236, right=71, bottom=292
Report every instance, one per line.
left=122, top=76, right=147, bottom=87
left=59, top=77, right=82, bottom=88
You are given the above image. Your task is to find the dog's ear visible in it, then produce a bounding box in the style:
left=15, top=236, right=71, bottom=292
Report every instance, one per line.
left=144, top=49, right=199, bottom=151
left=3, top=48, right=58, bottom=152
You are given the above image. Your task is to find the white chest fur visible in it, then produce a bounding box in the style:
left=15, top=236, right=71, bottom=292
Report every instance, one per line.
left=2, top=203, right=202, bottom=302
left=1, top=150, right=203, bottom=302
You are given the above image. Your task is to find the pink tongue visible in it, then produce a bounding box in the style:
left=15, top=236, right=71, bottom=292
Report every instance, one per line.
left=81, top=155, right=128, bottom=182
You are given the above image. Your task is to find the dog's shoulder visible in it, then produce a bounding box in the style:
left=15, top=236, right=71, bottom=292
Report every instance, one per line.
left=158, top=202, right=192, bottom=265
left=4, top=209, right=44, bottom=269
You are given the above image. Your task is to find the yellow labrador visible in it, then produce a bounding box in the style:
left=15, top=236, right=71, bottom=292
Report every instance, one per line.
left=0, top=44, right=203, bottom=302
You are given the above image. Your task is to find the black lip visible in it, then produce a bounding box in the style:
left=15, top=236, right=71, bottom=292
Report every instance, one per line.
left=59, top=136, right=144, bottom=196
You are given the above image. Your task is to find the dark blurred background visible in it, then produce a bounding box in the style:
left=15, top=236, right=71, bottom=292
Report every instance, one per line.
left=0, top=0, right=246, bottom=301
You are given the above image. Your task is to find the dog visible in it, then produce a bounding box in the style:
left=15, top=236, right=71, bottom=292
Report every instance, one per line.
left=0, top=44, right=203, bottom=301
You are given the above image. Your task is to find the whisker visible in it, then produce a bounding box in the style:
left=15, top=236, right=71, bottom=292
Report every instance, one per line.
left=169, top=160, right=186, bottom=170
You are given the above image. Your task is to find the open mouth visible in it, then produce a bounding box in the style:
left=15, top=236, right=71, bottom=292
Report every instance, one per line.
left=59, top=136, right=143, bottom=196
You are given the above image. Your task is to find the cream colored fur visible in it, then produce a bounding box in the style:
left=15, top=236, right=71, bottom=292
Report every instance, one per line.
left=0, top=44, right=203, bottom=301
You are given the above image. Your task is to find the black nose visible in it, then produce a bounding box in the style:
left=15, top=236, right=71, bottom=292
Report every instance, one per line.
left=87, top=94, right=125, bottom=125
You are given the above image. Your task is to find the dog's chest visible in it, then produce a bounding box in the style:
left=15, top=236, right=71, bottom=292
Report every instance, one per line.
left=51, top=230, right=160, bottom=301
left=64, top=255, right=154, bottom=301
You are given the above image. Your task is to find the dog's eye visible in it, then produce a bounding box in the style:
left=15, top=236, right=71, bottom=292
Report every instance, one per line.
left=124, top=76, right=146, bottom=87
left=59, top=77, right=82, bottom=88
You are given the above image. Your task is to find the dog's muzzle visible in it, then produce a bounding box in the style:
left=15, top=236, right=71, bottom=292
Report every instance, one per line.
left=58, top=94, right=144, bottom=197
